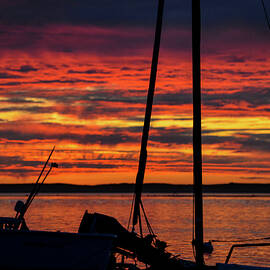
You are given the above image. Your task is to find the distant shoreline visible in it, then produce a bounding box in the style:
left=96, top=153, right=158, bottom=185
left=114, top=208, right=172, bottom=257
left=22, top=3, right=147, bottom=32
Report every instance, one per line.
left=0, top=183, right=270, bottom=194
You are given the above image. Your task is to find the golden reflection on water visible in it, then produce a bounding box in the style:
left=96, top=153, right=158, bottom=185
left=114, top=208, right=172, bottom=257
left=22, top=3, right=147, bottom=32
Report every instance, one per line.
left=1, top=193, right=270, bottom=267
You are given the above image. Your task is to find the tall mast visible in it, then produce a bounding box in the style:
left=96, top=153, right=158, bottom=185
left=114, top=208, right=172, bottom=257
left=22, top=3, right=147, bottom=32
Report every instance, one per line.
left=132, top=0, right=164, bottom=230
left=192, top=0, right=204, bottom=265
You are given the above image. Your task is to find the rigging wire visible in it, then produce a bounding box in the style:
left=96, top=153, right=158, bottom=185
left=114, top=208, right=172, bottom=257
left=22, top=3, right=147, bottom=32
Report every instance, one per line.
left=207, top=0, right=270, bottom=253
left=140, top=201, right=155, bottom=236
left=211, top=236, right=270, bottom=243
left=127, top=193, right=135, bottom=230
left=261, top=0, right=270, bottom=31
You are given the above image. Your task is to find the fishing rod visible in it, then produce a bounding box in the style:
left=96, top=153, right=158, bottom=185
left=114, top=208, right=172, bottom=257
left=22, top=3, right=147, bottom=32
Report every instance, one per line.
left=24, top=162, right=58, bottom=215
left=15, top=146, right=57, bottom=221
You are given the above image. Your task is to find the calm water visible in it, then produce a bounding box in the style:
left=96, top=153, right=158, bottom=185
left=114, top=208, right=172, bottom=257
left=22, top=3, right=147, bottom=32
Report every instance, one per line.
left=1, top=193, right=270, bottom=267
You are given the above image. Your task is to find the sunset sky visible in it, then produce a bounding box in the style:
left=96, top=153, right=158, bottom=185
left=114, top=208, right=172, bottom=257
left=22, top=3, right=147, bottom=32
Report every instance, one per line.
left=0, top=0, right=270, bottom=185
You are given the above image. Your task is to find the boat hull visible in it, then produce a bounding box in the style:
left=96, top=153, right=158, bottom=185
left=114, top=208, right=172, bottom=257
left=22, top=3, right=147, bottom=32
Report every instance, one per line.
left=0, top=230, right=116, bottom=270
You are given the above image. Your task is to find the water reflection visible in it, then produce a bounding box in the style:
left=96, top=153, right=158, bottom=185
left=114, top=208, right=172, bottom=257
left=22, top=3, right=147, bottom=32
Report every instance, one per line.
left=1, top=193, right=270, bottom=267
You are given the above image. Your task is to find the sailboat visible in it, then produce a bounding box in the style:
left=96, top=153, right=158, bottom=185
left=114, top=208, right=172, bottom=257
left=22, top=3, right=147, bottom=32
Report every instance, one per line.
left=79, top=0, right=198, bottom=268
left=0, top=147, right=116, bottom=270
left=78, top=0, right=197, bottom=268
left=81, top=0, right=270, bottom=269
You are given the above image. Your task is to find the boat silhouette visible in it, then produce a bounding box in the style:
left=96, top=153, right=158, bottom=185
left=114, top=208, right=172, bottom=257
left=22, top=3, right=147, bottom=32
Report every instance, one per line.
left=0, top=147, right=116, bottom=270
left=80, top=0, right=270, bottom=269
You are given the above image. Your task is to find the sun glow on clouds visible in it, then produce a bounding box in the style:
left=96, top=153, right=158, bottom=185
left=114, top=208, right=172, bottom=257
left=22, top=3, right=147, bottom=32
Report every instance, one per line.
left=1, top=2, right=270, bottom=185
